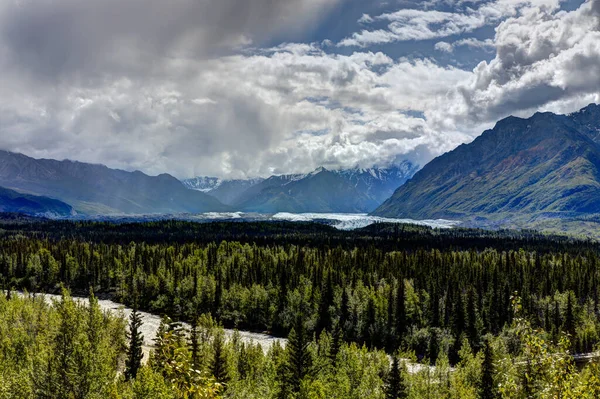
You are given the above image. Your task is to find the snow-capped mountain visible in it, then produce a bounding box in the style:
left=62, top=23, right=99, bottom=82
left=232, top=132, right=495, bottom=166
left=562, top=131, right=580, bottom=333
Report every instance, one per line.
left=183, top=161, right=419, bottom=213
left=182, top=177, right=265, bottom=205
left=334, top=161, right=420, bottom=203
left=182, top=176, right=222, bottom=192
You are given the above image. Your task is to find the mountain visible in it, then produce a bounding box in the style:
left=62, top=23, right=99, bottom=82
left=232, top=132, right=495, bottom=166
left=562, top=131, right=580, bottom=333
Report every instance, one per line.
left=373, top=104, right=600, bottom=225
left=182, top=177, right=265, bottom=205
left=181, top=176, right=222, bottom=192
left=0, top=151, right=230, bottom=214
left=232, top=162, right=418, bottom=213
left=0, top=186, right=73, bottom=216
left=336, top=162, right=419, bottom=204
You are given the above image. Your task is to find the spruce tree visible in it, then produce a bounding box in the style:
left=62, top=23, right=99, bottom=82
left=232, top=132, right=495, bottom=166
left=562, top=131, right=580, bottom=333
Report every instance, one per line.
left=387, top=287, right=396, bottom=351
left=564, top=292, right=575, bottom=337
left=210, top=331, right=229, bottom=384
left=329, top=323, right=342, bottom=367
left=238, top=343, right=250, bottom=379
left=363, top=296, right=377, bottom=348
left=125, top=306, right=144, bottom=381
left=386, top=356, right=407, bottom=399
left=285, top=315, right=312, bottom=393
left=480, top=338, right=496, bottom=399
left=213, top=269, right=223, bottom=320
left=428, top=328, right=439, bottom=365
left=189, top=316, right=201, bottom=370
left=553, top=300, right=561, bottom=340
left=467, top=288, right=480, bottom=351
left=395, top=279, right=406, bottom=349
left=316, top=273, right=334, bottom=336
left=340, top=288, right=351, bottom=340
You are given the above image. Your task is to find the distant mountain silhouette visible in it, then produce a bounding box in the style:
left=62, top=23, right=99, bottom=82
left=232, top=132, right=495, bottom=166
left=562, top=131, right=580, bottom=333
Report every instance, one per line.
left=0, top=151, right=229, bottom=214
left=0, top=186, right=73, bottom=216
left=230, top=162, right=418, bottom=213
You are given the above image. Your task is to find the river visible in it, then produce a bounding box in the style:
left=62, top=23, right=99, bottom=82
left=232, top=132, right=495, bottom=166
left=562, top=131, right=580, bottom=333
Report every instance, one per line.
left=14, top=291, right=286, bottom=360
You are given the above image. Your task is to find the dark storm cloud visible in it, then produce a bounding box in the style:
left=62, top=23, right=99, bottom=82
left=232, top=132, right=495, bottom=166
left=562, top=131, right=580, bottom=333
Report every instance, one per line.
left=0, top=0, right=340, bottom=81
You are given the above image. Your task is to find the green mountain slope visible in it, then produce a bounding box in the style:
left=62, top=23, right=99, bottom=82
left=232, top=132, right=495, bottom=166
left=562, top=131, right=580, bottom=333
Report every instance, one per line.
left=373, top=104, right=600, bottom=222
left=0, top=186, right=73, bottom=216
left=0, top=151, right=230, bottom=215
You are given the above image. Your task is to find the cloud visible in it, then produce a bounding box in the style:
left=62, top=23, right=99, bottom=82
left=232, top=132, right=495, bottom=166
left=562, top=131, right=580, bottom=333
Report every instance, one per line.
left=0, top=25, right=471, bottom=178
left=0, top=0, right=598, bottom=180
left=435, top=41, right=455, bottom=52
left=434, top=0, right=600, bottom=128
left=0, top=0, right=341, bottom=82
left=338, top=0, right=561, bottom=47
left=435, top=38, right=495, bottom=52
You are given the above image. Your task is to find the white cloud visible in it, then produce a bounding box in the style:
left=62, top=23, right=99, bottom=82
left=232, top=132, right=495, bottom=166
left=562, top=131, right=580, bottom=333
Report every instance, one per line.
left=338, top=0, right=562, bottom=47
left=0, top=0, right=598, bottom=181
left=435, top=41, right=455, bottom=52
left=434, top=38, right=495, bottom=52
left=434, top=0, right=600, bottom=128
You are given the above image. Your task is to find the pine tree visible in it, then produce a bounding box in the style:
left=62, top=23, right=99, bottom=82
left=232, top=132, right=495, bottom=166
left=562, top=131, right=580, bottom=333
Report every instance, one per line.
left=316, top=272, right=334, bottom=336
left=395, top=279, right=406, bottom=349
left=329, top=323, right=342, bottom=367
left=387, top=286, right=396, bottom=351
left=210, top=331, right=229, bottom=384
left=480, top=338, right=496, bottom=399
left=467, top=288, right=480, bottom=351
left=189, top=316, right=201, bottom=370
left=125, top=306, right=144, bottom=381
left=564, top=292, right=575, bottom=337
left=363, top=296, right=377, bottom=348
left=428, top=327, right=439, bottom=365
left=553, top=299, right=561, bottom=340
left=340, top=287, right=351, bottom=340
left=386, top=356, right=407, bottom=399
left=285, top=315, right=312, bottom=394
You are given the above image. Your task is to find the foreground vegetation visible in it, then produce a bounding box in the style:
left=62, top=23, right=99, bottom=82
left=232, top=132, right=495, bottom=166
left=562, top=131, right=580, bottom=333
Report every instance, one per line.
left=2, top=217, right=600, bottom=397
left=3, top=290, right=600, bottom=399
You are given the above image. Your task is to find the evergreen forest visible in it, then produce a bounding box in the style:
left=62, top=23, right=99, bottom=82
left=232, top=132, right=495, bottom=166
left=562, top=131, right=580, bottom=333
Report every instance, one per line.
left=2, top=216, right=600, bottom=398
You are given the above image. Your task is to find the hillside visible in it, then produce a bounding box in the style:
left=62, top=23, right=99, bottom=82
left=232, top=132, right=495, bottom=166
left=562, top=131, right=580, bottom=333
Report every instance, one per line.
left=0, top=186, right=73, bottom=216
left=373, top=104, right=600, bottom=228
left=0, top=151, right=229, bottom=214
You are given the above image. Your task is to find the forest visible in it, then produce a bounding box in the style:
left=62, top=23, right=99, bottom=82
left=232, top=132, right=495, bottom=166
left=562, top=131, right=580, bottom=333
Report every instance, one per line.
left=2, top=215, right=600, bottom=398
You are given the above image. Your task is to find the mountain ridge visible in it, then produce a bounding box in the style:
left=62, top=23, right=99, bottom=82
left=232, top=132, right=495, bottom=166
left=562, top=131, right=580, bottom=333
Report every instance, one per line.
left=0, top=151, right=230, bottom=215
left=183, top=162, right=419, bottom=213
left=373, top=104, right=600, bottom=226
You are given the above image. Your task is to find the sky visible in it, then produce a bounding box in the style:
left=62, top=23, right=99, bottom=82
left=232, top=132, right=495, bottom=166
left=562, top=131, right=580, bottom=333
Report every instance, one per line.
left=0, top=0, right=599, bottom=179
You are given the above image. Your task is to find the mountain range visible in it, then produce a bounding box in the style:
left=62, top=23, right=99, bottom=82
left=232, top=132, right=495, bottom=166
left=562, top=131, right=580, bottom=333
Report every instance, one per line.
left=0, top=150, right=418, bottom=216
left=182, top=161, right=419, bottom=213
left=0, top=151, right=228, bottom=215
left=374, top=103, right=600, bottom=232
left=3, top=103, right=600, bottom=233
